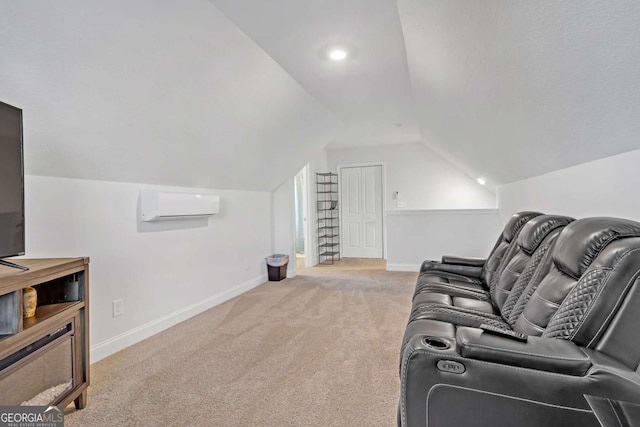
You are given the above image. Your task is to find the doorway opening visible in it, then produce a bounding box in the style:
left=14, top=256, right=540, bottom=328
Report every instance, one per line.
left=294, top=165, right=309, bottom=271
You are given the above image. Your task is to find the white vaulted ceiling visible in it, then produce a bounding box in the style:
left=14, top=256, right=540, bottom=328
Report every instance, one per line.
left=211, top=0, right=420, bottom=149
left=213, top=0, right=640, bottom=185
left=398, top=0, right=640, bottom=185
left=2, top=1, right=640, bottom=190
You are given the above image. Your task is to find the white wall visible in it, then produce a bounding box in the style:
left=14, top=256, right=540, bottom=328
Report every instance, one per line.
left=327, top=142, right=496, bottom=211
left=497, top=148, right=640, bottom=223
left=22, top=175, right=271, bottom=362
left=385, top=209, right=502, bottom=271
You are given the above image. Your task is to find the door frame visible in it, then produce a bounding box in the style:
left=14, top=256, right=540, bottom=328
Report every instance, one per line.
left=290, top=164, right=312, bottom=276
left=336, top=162, right=387, bottom=259
left=301, top=164, right=312, bottom=269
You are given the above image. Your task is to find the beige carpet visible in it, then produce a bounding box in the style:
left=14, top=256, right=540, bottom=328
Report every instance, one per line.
left=65, top=259, right=416, bottom=426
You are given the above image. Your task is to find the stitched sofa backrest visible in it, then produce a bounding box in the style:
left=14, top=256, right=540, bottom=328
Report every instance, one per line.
left=544, top=230, right=640, bottom=369
left=491, top=215, right=574, bottom=312
left=511, top=218, right=640, bottom=368
left=481, top=211, right=543, bottom=286
left=505, top=236, right=559, bottom=328
left=514, top=262, right=574, bottom=336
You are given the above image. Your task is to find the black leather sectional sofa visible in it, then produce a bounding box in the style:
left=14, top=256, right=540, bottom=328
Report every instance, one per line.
left=399, top=212, right=640, bottom=427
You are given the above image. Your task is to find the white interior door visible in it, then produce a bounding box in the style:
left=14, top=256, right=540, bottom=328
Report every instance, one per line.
left=341, top=165, right=383, bottom=258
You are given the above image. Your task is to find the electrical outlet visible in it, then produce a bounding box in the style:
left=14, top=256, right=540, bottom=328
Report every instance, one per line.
left=112, top=299, right=124, bottom=317
left=397, top=201, right=407, bottom=208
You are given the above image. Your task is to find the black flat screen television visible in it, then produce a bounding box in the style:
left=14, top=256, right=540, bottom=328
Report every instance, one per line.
left=0, top=101, right=25, bottom=261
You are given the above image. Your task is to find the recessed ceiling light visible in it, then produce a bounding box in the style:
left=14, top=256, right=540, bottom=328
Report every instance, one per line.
left=477, top=177, right=486, bottom=185
left=329, top=49, right=348, bottom=61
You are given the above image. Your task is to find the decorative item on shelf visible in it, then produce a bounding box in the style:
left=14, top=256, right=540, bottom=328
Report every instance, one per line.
left=23, top=286, right=37, bottom=318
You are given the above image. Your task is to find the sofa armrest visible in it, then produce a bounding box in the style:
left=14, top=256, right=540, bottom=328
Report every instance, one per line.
left=402, top=332, right=640, bottom=427
left=419, top=260, right=483, bottom=279
left=456, top=327, right=592, bottom=376
left=584, top=395, right=640, bottom=427
left=441, top=255, right=486, bottom=267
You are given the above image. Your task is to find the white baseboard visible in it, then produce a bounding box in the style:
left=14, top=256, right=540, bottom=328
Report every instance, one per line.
left=90, top=274, right=267, bottom=363
left=386, top=263, right=420, bottom=272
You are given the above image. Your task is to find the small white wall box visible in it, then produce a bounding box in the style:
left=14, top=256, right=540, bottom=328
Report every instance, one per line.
left=140, top=189, right=220, bottom=221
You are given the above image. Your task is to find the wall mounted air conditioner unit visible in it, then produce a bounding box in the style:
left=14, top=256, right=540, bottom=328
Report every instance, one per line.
left=140, top=189, right=220, bottom=222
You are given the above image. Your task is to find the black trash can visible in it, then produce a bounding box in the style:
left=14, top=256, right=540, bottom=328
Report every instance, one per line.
left=266, top=254, right=289, bottom=281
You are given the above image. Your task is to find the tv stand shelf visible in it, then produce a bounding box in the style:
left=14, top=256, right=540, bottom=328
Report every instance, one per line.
left=0, top=258, right=89, bottom=409
left=23, top=301, right=83, bottom=330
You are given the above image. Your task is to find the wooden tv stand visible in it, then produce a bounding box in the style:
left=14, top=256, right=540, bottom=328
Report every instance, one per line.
left=0, top=258, right=89, bottom=409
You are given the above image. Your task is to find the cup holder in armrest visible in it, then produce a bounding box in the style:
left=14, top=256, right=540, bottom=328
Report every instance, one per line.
left=422, top=336, right=450, bottom=350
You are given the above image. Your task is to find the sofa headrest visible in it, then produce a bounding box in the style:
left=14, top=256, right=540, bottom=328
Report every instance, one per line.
left=503, top=211, right=544, bottom=243
left=553, top=217, right=640, bottom=279
left=518, top=215, right=575, bottom=255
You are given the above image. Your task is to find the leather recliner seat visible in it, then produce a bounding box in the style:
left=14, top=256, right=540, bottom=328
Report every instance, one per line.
left=399, top=217, right=640, bottom=427
left=414, top=211, right=543, bottom=299
left=402, top=215, right=574, bottom=356
left=413, top=214, right=574, bottom=308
